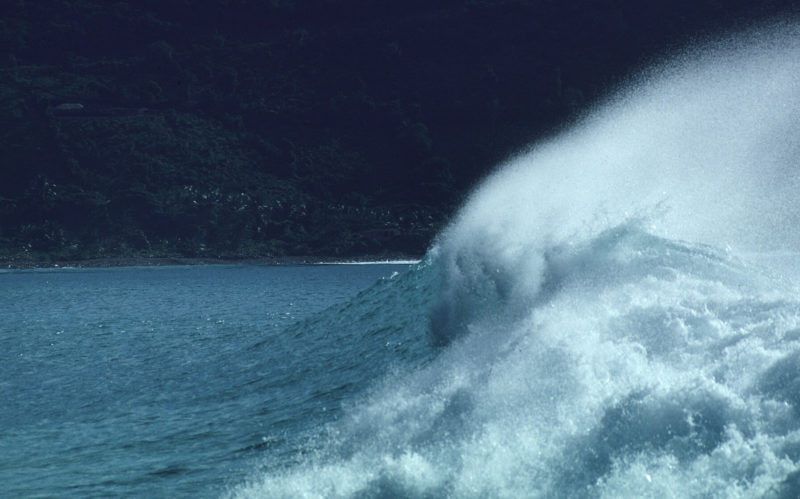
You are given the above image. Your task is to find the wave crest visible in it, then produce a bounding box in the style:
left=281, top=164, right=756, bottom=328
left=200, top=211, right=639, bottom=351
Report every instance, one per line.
left=231, top=22, right=800, bottom=498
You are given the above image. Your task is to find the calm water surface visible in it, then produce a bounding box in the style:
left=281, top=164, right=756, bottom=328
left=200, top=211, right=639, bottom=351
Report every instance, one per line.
left=0, top=264, right=411, bottom=497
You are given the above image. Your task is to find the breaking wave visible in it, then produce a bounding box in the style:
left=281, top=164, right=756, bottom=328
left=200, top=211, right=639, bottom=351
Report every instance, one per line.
left=230, top=21, right=800, bottom=498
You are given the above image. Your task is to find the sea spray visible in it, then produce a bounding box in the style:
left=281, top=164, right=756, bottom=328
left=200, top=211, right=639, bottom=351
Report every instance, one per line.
left=232, top=22, right=800, bottom=498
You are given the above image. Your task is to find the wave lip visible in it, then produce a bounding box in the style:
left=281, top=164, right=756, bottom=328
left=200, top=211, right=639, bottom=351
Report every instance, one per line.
left=231, top=22, right=800, bottom=498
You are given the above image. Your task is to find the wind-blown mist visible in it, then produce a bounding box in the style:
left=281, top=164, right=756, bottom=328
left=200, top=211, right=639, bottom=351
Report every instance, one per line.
left=447, top=22, right=800, bottom=256
left=232, top=22, right=800, bottom=498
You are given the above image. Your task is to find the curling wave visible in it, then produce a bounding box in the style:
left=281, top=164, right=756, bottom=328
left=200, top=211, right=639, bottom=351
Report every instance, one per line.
left=231, top=21, right=800, bottom=498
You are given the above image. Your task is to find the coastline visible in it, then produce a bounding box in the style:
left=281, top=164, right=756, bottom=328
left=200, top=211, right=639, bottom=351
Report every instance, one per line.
left=0, top=254, right=423, bottom=270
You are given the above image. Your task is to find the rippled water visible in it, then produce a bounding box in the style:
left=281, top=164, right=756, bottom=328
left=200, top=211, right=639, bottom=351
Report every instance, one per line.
left=0, top=264, right=411, bottom=497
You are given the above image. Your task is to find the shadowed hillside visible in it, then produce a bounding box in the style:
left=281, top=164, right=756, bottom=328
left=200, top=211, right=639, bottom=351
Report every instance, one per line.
left=0, top=0, right=795, bottom=263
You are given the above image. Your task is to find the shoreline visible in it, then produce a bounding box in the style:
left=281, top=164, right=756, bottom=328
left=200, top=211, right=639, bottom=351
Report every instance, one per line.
left=0, top=254, right=423, bottom=270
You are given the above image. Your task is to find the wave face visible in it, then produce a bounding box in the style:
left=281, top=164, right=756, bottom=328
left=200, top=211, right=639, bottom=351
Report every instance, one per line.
left=232, top=22, right=800, bottom=498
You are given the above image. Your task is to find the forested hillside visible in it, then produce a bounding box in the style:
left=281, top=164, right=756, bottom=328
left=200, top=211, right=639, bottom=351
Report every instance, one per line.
left=0, top=0, right=793, bottom=263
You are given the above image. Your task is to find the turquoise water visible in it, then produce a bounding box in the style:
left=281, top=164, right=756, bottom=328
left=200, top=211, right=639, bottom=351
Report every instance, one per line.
left=0, top=264, right=415, bottom=497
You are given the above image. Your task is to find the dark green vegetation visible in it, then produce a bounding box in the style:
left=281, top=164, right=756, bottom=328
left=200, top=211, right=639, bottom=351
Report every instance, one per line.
left=0, top=0, right=794, bottom=263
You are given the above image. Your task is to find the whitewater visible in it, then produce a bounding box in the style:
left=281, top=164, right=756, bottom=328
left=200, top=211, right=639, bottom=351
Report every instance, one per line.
left=231, top=21, right=800, bottom=498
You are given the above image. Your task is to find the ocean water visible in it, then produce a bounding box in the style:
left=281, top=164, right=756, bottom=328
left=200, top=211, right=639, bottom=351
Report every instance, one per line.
left=0, top=264, right=416, bottom=497
left=6, top=21, right=800, bottom=499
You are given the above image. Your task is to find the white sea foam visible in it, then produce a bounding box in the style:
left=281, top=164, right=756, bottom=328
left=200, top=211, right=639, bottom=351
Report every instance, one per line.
left=232, top=21, right=800, bottom=498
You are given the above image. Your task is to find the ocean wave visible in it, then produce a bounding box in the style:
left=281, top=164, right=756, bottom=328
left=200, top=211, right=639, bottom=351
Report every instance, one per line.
left=230, top=21, right=800, bottom=498
left=231, top=224, right=800, bottom=498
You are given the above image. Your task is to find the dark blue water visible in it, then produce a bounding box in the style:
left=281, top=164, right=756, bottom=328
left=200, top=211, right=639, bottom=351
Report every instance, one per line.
left=0, top=263, right=416, bottom=497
